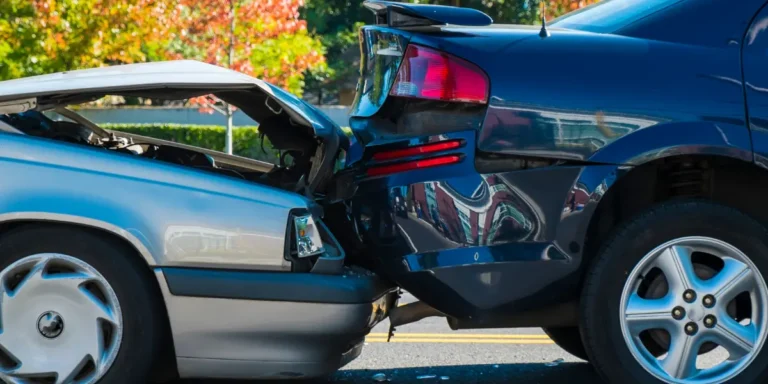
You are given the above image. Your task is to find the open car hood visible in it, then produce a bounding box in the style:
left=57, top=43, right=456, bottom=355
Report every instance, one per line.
left=0, top=60, right=348, bottom=146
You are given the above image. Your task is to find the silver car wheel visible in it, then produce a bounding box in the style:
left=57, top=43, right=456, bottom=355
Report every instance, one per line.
left=0, top=253, right=123, bottom=384
left=620, top=236, right=768, bottom=383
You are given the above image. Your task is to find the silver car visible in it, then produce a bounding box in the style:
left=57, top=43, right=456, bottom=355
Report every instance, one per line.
left=0, top=61, right=397, bottom=383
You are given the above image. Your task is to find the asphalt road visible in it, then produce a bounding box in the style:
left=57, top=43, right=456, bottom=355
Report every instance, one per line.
left=332, top=316, right=598, bottom=383
left=184, top=293, right=602, bottom=384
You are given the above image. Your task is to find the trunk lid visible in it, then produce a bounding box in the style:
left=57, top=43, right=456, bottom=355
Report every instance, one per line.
left=0, top=60, right=349, bottom=147
left=0, top=60, right=352, bottom=195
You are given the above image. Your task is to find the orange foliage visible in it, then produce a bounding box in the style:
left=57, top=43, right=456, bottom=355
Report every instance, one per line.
left=170, top=0, right=325, bottom=93
left=29, top=0, right=177, bottom=66
left=545, top=0, right=600, bottom=18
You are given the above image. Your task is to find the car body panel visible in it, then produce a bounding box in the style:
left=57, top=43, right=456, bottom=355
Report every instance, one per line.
left=347, top=129, right=624, bottom=318
left=742, top=2, right=768, bottom=168
left=0, top=60, right=397, bottom=380
left=405, top=25, right=749, bottom=163
left=0, top=131, right=308, bottom=270
left=154, top=270, right=396, bottom=379
left=341, top=0, right=767, bottom=322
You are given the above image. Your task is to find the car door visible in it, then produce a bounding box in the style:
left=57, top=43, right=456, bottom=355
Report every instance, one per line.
left=742, top=2, right=768, bottom=166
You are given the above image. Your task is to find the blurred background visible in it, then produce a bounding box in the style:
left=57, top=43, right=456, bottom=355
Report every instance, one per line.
left=0, top=0, right=597, bottom=159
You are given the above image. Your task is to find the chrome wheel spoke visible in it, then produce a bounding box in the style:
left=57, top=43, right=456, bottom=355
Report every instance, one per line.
left=661, top=333, right=701, bottom=379
left=625, top=293, right=676, bottom=335
left=653, top=245, right=699, bottom=293
left=706, top=259, right=753, bottom=304
left=712, top=315, right=757, bottom=360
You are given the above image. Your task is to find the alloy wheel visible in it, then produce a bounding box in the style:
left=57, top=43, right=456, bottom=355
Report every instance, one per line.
left=620, top=236, right=768, bottom=383
left=0, top=254, right=123, bottom=384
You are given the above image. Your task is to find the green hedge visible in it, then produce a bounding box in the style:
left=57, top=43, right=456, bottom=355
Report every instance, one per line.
left=103, top=123, right=279, bottom=163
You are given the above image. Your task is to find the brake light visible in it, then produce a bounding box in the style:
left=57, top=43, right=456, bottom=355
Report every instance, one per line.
left=390, top=44, right=489, bottom=104
left=372, top=140, right=463, bottom=161
left=366, top=155, right=462, bottom=177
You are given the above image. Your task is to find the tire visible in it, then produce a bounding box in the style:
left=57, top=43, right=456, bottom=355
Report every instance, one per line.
left=0, top=225, right=164, bottom=383
left=543, top=327, right=589, bottom=361
left=581, top=201, right=768, bottom=384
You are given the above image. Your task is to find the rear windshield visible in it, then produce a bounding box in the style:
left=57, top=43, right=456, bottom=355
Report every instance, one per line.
left=551, top=0, right=684, bottom=33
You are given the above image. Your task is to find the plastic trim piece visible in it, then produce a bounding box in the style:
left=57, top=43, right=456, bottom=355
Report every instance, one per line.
left=163, top=267, right=397, bottom=304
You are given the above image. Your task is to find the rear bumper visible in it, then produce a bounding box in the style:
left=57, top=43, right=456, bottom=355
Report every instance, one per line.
left=344, top=151, right=623, bottom=323
left=155, top=268, right=397, bottom=380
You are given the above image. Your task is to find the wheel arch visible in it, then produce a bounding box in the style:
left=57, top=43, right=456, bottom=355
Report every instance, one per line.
left=0, top=216, right=179, bottom=381
left=0, top=212, right=157, bottom=265
left=580, top=153, right=768, bottom=273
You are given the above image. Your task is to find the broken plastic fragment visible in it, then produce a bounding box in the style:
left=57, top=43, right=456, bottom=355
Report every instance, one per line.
left=493, top=364, right=499, bottom=368
left=417, top=374, right=437, bottom=379
left=373, top=373, right=388, bottom=382
left=545, top=358, right=565, bottom=367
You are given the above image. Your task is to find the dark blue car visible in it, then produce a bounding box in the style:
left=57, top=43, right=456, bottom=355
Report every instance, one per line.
left=323, top=1, right=768, bottom=383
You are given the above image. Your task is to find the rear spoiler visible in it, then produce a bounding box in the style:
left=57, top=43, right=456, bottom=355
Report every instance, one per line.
left=363, top=1, right=493, bottom=28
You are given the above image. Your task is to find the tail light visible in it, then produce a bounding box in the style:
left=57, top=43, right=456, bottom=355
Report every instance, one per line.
left=367, top=155, right=463, bottom=177
left=390, top=44, right=489, bottom=104
left=293, top=214, right=325, bottom=258
left=372, top=139, right=463, bottom=161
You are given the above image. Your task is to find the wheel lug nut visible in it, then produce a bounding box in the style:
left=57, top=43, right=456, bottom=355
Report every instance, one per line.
left=672, top=307, right=686, bottom=320
left=685, top=322, right=698, bottom=336
left=683, top=289, right=697, bottom=303
left=703, top=294, right=716, bottom=308
left=704, top=315, right=717, bottom=329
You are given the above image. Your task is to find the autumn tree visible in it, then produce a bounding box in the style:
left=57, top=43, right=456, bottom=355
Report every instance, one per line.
left=0, top=0, right=176, bottom=80
left=166, top=0, right=326, bottom=153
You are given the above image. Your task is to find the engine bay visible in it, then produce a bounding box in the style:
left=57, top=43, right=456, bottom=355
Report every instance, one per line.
left=0, top=110, right=322, bottom=193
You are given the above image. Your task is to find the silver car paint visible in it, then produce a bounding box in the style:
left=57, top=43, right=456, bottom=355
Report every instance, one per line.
left=0, top=130, right=309, bottom=271
left=0, top=61, right=255, bottom=101
left=153, top=270, right=383, bottom=379
left=0, top=61, right=320, bottom=137
left=0, top=61, right=378, bottom=379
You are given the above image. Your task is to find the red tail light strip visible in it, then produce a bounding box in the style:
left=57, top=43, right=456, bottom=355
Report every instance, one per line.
left=372, top=139, right=464, bottom=161
left=390, top=44, right=489, bottom=104
left=366, top=155, right=463, bottom=177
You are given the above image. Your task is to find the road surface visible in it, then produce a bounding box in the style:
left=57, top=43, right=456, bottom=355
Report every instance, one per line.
left=182, top=292, right=601, bottom=383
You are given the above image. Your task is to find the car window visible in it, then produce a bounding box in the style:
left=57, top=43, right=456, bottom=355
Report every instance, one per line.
left=551, top=0, right=685, bottom=33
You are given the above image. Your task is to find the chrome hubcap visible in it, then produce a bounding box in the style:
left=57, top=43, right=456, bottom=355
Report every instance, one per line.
left=0, top=254, right=123, bottom=384
left=620, top=237, right=768, bottom=383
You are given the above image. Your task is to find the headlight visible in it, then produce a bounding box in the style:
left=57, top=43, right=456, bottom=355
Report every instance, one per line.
left=294, top=214, right=325, bottom=258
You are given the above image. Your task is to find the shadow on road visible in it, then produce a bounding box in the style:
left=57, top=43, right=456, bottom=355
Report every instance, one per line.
left=333, top=362, right=601, bottom=383
left=179, top=362, right=603, bottom=383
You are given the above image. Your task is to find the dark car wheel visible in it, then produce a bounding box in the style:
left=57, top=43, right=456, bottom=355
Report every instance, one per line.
left=581, top=201, right=768, bottom=384
left=0, top=225, right=164, bottom=383
left=543, top=327, right=589, bottom=361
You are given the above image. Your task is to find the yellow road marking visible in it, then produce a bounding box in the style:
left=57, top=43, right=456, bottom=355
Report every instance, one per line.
left=365, top=333, right=554, bottom=344
left=365, top=338, right=554, bottom=344
left=367, top=333, right=551, bottom=339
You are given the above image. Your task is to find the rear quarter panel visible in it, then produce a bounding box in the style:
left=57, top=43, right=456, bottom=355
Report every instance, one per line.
left=463, top=29, right=752, bottom=162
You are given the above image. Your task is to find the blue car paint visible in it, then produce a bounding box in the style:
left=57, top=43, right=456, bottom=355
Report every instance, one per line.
left=742, top=2, right=768, bottom=168
left=339, top=0, right=768, bottom=320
